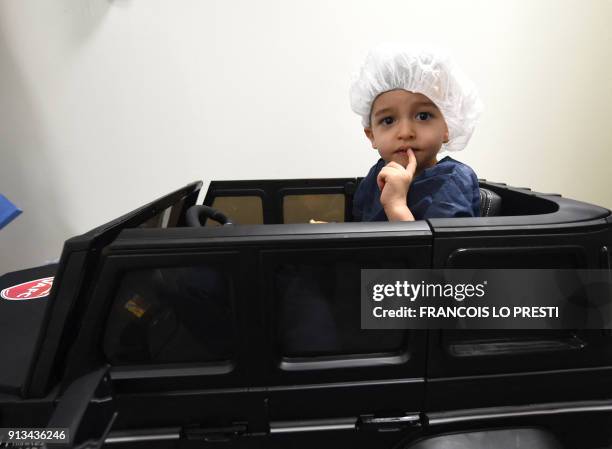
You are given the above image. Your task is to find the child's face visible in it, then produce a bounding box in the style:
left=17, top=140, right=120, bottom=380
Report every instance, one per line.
left=364, top=89, right=449, bottom=173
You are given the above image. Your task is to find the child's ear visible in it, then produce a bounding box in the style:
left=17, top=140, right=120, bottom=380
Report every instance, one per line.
left=443, top=128, right=449, bottom=143
left=364, top=128, right=377, bottom=149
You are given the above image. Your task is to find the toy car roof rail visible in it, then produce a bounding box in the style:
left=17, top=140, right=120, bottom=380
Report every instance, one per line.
left=112, top=220, right=432, bottom=251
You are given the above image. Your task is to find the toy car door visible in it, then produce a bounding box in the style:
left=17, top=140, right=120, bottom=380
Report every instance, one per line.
left=258, top=223, right=431, bottom=449
left=426, top=183, right=612, bottom=411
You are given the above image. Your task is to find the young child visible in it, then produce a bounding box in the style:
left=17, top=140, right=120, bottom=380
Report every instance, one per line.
left=350, top=44, right=483, bottom=221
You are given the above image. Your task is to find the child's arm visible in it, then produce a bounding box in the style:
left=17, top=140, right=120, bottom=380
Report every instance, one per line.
left=376, top=149, right=417, bottom=221
left=383, top=200, right=414, bottom=221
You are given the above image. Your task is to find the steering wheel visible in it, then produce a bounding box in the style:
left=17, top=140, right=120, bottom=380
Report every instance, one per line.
left=186, top=205, right=234, bottom=227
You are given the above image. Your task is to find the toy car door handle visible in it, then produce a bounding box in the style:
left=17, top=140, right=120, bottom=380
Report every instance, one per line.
left=270, top=417, right=356, bottom=434
left=358, top=413, right=422, bottom=432
left=181, top=422, right=248, bottom=442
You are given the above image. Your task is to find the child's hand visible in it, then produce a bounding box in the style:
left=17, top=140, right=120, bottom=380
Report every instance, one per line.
left=377, top=149, right=417, bottom=221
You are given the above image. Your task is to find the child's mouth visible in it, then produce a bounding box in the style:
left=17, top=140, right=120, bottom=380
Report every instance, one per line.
left=394, top=147, right=417, bottom=154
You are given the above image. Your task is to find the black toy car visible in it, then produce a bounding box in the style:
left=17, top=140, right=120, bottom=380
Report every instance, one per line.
left=1, top=176, right=611, bottom=448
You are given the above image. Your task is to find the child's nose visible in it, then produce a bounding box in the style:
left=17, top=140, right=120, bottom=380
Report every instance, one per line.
left=397, top=119, right=415, bottom=140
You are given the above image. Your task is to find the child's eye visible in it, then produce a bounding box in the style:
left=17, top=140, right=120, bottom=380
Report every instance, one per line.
left=380, top=117, right=394, bottom=125
left=416, top=112, right=433, bottom=121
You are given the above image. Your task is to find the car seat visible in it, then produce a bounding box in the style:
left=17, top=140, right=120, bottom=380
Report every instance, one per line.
left=479, top=187, right=502, bottom=217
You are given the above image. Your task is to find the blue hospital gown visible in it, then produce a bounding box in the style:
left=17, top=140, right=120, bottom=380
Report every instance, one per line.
left=353, top=156, right=480, bottom=221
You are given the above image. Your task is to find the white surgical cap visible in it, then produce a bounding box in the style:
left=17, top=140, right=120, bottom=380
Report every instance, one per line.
left=350, top=43, right=483, bottom=152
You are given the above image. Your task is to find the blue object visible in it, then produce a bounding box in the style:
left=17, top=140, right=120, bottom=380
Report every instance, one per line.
left=0, top=194, right=22, bottom=229
left=353, top=156, right=480, bottom=221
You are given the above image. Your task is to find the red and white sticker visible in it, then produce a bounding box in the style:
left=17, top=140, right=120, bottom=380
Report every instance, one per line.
left=1, top=277, right=54, bottom=300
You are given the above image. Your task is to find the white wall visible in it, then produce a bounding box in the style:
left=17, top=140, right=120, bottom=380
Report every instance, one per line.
left=1, top=0, right=611, bottom=274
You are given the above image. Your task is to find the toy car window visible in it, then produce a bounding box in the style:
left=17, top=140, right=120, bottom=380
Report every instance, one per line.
left=283, top=194, right=345, bottom=223
left=443, top=246, right=589, bottom=358
left=103, top=266, right=236, bottom=365
left=207, top=196, right=263, bottom=226
left=273, top=259, right=407, bottom=358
